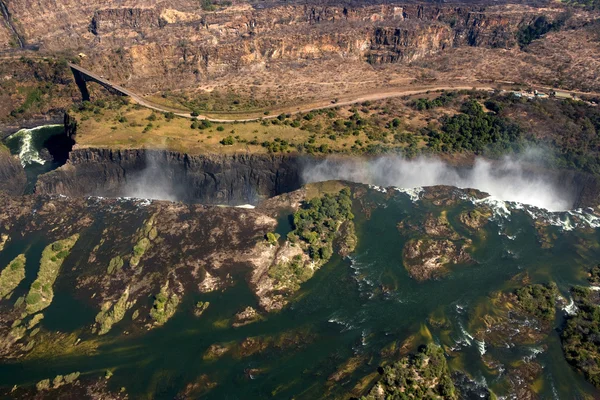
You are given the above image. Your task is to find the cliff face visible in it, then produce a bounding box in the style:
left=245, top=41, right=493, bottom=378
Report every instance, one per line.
left=0, top=146, right=26, bottom=196
left=89, top=8, right=167, bottom=35
left=0, top=1, right=570, bottom=92
left=36, top=148, right=304, bottom=205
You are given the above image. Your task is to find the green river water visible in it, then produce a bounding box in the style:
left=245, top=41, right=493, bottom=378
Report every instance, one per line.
left=0, top=188, right=599, bottom=399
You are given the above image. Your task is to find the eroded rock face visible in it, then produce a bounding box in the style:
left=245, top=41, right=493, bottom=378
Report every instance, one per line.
left=0, top=147, right=26, bottom=196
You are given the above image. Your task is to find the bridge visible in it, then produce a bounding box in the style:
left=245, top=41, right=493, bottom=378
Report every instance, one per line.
left=69, top=63, right=216, bottom=120
left=70, top=63, right=148, bottom=104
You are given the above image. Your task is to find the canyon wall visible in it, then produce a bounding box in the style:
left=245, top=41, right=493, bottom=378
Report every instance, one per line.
left=35, top=148, right=304, bottom=205
left=34, top=143, right=600, bottom=209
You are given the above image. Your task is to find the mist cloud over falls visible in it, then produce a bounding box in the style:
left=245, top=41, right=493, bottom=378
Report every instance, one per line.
left=123, top=154, right=179, bottom=202
left=301, top=156, right=575, bottom=211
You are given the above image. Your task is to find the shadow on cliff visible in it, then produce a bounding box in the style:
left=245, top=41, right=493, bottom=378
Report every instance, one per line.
left=35, top=149, right=303, bottom=205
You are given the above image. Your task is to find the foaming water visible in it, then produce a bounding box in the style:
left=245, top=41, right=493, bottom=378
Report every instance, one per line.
left=302, top=155, right=574, bottom=211
left=5, top=125, right=63, bottom=166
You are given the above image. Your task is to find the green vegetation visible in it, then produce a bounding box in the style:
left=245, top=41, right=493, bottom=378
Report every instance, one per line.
left=200, top=0, right=216, bottom=11
left=268, top=255, right=314, bottom=293
left=411, top=92, right=458, bottom=110
left=27, top=313, right=44, bottom=329
left=268, top=188, right=355, bottom=292
left=562, top=286, right=600, bottom=387
left=107, top=255, right=124, bottom=274
left=129, top=216, right=157, bottom=268
left=63, top=372, right=80, bottom=384
left=562, top=0, right=600, bottom=8
left=0, top=254, right=26, bottom=299
left=195, top=301, right=210, bottom=317
left=426, top=99, right=522, bottom=154
left=362, top=344, right=456, bottom=399
left=150, top=283, right=180, bottom=325
left=590, top=265, right=600, bottom=285
left=25, top=235, right=79, bottom=314
left=35, top=371, right=80, bottom=391
left=70, top=87, right=600, bottom=177
left=288, top=188, right=354, bottom=262
left=159, top=88, right=274, bottom=112
left=130, top=238, right=151, bottom=268
left=36, top=379, right=50, bottom=391
left=515, top=282, right=558, bottom=321
left=95, top=287, right=130, bottom=335
left=220, top=135, right=234, bottom=145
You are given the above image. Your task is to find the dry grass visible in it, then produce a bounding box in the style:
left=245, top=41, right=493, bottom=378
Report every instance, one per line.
left=72, top=99, right=427, bottom=155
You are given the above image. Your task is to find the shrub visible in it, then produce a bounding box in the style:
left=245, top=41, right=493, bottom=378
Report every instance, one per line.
left=63, top=372, right=80, bottom=384
left=266, top=232, right=280, bottom=245
left=220, top=136, right=234, bottom=145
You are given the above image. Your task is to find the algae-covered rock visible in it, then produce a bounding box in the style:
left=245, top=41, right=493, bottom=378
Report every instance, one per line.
left=194, top=301, right=210, bottom=317
left=459, top=207, right=493, bottom=230
left=232, top=306, right=262, bottom=328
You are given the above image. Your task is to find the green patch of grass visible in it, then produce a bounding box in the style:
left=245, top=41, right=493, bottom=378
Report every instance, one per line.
left=150, top=283, right=180, bottom=326
left=0, top=254, right=26, bottom=299
left=25, top=235, right=79, bottom=314
left=107, top=256, right=124, bottom=275
left=27, top=313, right=44, bottom=329
left=95, top=287, right=130, bottom=335
left=130, top=238, right=150, bottom=268
left=268, top=255, right=314, bottom=293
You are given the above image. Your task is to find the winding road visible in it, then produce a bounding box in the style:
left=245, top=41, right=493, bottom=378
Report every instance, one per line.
left=69, top=63, right=598, bottom=123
